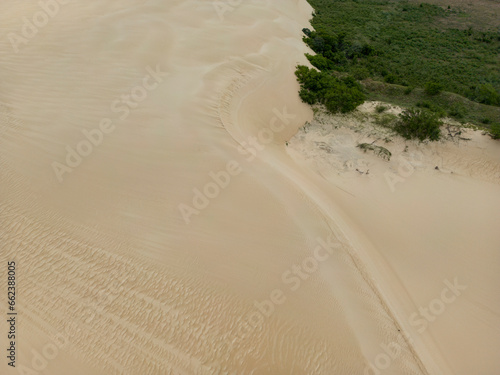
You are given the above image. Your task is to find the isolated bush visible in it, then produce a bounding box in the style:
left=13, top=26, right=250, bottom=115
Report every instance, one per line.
left=424, top=81, right=443, bottom=95
left=394, top=108, right=442, bottom=141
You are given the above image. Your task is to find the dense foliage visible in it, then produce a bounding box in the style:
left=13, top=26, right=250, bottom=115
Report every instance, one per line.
left=424, top=82, right=443, bottom=96
left=394, top=108, right=442, bottom=141
left=296, top=0, right=500, bottom=138
left=305, top=0, right=500, bottom=106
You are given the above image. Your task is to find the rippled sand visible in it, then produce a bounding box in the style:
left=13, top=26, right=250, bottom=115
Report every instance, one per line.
left=1, top=1, right=499, bottom=375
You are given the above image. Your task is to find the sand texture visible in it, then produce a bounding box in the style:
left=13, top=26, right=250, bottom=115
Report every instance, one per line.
left=1, top=1, right=499, bottom=375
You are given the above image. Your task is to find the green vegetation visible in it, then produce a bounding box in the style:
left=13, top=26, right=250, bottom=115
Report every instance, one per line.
left=295, top=65, right=365, bottom=113
left=374, top=113, right=397, bottom=127
left=470, top=84, right=500, bottom=106
left=424, top=81, right=443, bottom=96
left=394, top=108, right=442, bottom=141
left=305, top=0, right=500, bottom=104
left=490, top=123, right=500, bottom=140
left=295, top=0, right=500, bottom=139
left=362, top=79, right=500, bottom=136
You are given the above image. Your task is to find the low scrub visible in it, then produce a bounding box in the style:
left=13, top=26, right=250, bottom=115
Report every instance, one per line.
left=394, top=108, right=442, bottom=141
left=490, top=123, right=500, bottom=139
left=424, top=81, right=443, bottom=96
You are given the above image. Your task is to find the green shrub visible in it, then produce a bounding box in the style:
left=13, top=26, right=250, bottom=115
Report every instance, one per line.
left=306, top=54, right=336, bottom=71
left=324, top=76, right=365, bottom=113
left=448, top=104, right=467, bottom=119
left=384, top=74, right=397, bottom=84
left=298, top=88, right=318, bottom=105
left=375, top=104, right=388, bottom=113
left=352, top=67, right=370, bottom=80
left=416, top=101, right=446, bottom=116
left=295, top=65, right=336, bottom=104
left=295, top=65, right=365, bottom=114
left=417, top=101, right=431, bottom=109
left=394, top=108, right=442, bottom=141
left=490, top=123, right=500, bottom=139
left=375, top=113, right=397, bottom=127
left=404, top=86, right=414, bottom=95
left=472, top=84, right=500, bottom=106
left=424, top=81, right=443, bottom=96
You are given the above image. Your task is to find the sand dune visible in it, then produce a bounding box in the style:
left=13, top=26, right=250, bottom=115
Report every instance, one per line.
left=289, top=104, right=500, bottom=374
left=1, top=1, right=499, bottom=375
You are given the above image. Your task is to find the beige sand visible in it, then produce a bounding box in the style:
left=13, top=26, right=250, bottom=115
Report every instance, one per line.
left=289, top=103, right=500, bottom=374
left=0, top=1, right=498, bottom=375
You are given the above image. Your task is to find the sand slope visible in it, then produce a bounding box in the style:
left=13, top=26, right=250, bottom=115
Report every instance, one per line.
left=289, top=103, right=500, bottom=375
left=1, top=1, right=498, bottom=375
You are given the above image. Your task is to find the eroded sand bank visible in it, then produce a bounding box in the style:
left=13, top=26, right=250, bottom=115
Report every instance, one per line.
left=1, top=1, right=498, bottom=375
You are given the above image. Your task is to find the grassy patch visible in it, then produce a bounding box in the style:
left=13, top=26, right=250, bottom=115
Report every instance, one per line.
left=374, top=113, right=398, bottom=128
